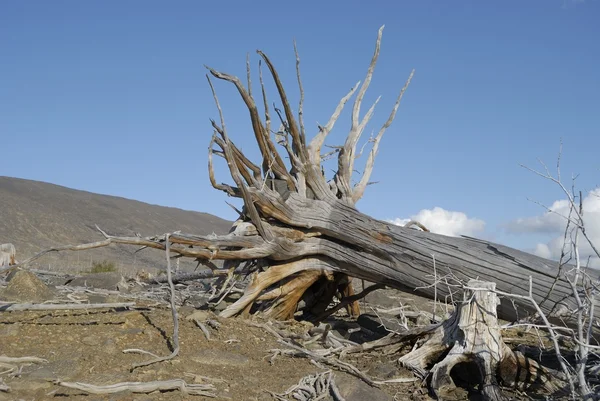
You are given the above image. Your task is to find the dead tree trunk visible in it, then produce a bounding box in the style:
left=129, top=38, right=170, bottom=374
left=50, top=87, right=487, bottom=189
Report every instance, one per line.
left=5, top=27, right=597, bottom=325
left=195, top=25, right=596, bottom=323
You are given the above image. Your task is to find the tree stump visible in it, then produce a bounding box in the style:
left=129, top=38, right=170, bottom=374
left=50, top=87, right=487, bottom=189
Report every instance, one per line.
left=398, top=280, right=564, bottom=400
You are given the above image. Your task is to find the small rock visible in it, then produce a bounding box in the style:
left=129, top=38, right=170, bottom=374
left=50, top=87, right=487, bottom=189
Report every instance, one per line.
left=191, top=349, right=249, bottom=366
left=334, top=372, right=392, bottom=401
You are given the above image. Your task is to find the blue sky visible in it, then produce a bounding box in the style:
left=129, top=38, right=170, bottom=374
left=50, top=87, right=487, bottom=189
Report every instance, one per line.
left=1, top=0, right=599, bottom=260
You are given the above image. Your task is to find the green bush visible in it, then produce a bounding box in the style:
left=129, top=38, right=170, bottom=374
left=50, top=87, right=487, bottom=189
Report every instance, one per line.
left=90, top=260, right=116, bottom=273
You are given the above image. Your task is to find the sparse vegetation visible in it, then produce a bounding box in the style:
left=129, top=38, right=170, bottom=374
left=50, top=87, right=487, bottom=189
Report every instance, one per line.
left=90, top=260, right=116, bottom=274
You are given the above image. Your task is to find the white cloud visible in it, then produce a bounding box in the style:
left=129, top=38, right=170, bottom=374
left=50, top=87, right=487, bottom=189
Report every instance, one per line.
left=508, top=188, right=600, bottom=268
left=388, top=207, right=485, bottom=237
left=505, top=199, right=572, bottom=234
left=533, top=243, right=552, bottom=259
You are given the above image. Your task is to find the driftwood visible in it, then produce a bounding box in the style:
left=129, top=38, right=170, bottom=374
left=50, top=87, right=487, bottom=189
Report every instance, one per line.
left=0, top=302, right=134, bottom=311
left=0, top=356, right=48, bottom=364
left=54, top=379, right=216, bottom=397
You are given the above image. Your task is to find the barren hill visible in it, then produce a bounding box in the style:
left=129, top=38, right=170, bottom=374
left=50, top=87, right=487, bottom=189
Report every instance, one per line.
left=0, top=176, right=232, bottom=275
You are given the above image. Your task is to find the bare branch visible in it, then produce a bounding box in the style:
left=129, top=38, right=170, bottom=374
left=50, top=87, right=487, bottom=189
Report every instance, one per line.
left=337, top=25, right=385, bottom=198
left=403, top=220, right=430, bottom=232
left=206, top=65, right=293, bottom=189
left=54, top=379, right=216, bottom=397
left=257, top=50, right=307, bottom=164
left=0, top=302, right=134, bottom=312
left=258, top=60, right=272, bottom=142
left=307, top=83, right=360, bottom=164
left=246, top=52, right=252, bottom=97
left=293, top=39, right=306, bottom=146
left=352, top=69, right=415, bottom=202
left=208, top=134, right=240, bottom=197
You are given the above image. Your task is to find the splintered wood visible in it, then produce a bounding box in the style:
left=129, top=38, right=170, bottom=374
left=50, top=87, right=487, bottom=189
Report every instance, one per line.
left=398, top=280, right=564, bottom=401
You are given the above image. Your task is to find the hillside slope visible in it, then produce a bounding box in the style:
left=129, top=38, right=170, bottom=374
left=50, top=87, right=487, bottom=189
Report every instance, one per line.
left=0, top=176, right=232, bottom=274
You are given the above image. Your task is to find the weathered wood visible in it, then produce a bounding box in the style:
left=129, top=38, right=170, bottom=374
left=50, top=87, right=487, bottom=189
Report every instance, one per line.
left=247, top=192, right=594, bottom=322
left=54, top=379, right=216, bottom=397
left=398, top=280, right=564, bottom=400
left=0, top=302, right=135, bottom=312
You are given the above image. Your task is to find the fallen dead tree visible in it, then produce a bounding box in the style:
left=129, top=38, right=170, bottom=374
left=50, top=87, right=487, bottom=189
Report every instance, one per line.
left=2, top=25, right=599, bottom=400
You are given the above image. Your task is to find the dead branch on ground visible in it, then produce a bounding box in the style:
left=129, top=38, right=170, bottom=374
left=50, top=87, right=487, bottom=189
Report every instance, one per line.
left=53, top=379, right=216, bottom=397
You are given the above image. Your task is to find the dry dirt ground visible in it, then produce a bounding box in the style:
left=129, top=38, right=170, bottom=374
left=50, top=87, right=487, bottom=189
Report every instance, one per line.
left=0, top=271, right=562, bottom=401
left=0, top=306, right=428, bottom=401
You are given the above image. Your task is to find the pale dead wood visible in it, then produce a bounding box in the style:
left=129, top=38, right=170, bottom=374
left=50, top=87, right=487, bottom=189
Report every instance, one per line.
left=337, top=25, right=385, bottom=199
left=193, top=319, right=211, bottom=340
left=352, top=69, right=414, bottom=202
left=269, top=370, right=334, bottom=401
left=54, top=379, right=216, bottom=396
left=397, top=280, right=565, bottom=401
left=257, top=50, right=306, bottom=165
left=402, top=219, right=430, bottom=232
left=329, top=377, right=346, bottom=401
left=294, top=39, right=306, bottom=148
left=220, top=258, right=328, bottom=318
left=0, top=302, right=134, bottom=312
left=307, top=83, right=359, bottom=164
left=0, top=356, right=48, bottom=364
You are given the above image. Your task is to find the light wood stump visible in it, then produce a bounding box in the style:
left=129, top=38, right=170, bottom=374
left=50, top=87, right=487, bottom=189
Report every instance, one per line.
left=399, top=280, right=563, bottom=401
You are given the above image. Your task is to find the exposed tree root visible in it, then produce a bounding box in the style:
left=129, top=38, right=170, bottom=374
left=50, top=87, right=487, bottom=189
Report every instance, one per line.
left=220, top=259, right=326, bottom=318
left=393, top=280, right=566, bottom=400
